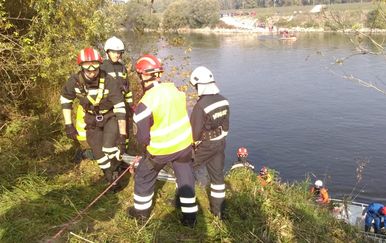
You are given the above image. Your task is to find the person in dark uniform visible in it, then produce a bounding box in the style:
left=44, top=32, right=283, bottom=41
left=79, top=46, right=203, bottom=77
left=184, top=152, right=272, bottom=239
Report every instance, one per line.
left=128, top=54, right=197, bottom=227
left=102, top=36, right=133, bottom=152
left=60, top=47, right=127, bottom=190
left=230, top=147, right=255, bottom=171
left=190, top=66, right=230, bottom=219
left=73, top=37, right=134, bottom=163
left=102, top=36, right=133, bottom=108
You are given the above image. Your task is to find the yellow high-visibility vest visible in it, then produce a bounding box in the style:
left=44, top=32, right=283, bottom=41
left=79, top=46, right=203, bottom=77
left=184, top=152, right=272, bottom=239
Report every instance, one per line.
left=75, top=105, right=87, bottom=141
left=140, top=83, right=193, bottom=155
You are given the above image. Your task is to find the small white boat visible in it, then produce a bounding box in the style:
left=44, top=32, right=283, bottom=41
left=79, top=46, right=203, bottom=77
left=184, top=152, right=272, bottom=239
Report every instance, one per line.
left=331, top=199, right=386, bottom=242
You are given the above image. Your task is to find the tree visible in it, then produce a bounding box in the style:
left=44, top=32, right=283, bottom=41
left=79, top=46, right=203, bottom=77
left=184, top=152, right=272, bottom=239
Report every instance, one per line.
left=188, top=0, right=220, bottom=28
left=123, top=0, right=160, bottom=31
left=0, top=0, right=113, bottom=127
left=162, top=0, right=190, bottom=30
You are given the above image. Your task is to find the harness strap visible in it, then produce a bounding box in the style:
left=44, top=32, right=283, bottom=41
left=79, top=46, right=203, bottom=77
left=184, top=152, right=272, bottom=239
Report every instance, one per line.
left=76, top=72, right=106, bottom=115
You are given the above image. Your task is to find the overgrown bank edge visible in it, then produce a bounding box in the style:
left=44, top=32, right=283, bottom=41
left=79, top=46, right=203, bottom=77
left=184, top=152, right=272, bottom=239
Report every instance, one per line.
left=0, top=151, right=368, bottom=242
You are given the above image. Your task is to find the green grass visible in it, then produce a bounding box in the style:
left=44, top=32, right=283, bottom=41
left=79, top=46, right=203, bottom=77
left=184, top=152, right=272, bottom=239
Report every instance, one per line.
left=0, top=140, right=370, bottom=243
left=0, top=113, right=374, bottom=242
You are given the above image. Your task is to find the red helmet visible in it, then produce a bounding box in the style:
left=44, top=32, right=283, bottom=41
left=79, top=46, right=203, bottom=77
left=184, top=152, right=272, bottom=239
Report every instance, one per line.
left=77, top=47, right=102, bottom=65
left=260, top=166, right=268, bottom=176
left=135, top=54, right=163, bottom=75
left=381, top=206, right=386, bottom=215
left=237, top=147, right=248, bottom=157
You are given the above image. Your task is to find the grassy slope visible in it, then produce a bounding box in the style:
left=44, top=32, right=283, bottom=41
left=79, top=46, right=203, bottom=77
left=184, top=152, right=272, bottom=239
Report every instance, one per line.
left=0, top=137, right=369, bottom=243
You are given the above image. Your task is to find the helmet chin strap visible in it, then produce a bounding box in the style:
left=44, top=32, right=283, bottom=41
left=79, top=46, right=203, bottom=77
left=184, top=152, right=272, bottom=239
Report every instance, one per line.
left=139, top=72, right=162, bottom=90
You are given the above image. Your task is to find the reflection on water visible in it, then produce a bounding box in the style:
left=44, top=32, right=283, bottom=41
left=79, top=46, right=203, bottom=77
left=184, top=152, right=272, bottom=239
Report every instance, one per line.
left=124, top=32, right=386, bottom=204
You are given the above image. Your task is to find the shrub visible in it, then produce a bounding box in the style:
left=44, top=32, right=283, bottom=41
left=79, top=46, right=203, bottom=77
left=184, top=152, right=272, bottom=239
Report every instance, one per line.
left=162, top=0, right=190, bottom=30
left=188, top=0, right=220, bottom=28
left=366, top=8, right=386, bottom=29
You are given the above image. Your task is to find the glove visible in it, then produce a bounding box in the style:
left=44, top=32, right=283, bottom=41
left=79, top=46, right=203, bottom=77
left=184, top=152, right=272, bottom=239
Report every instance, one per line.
left=65, top=124, right=78, bottom=140
left=118, top=134, right=127, bottom=155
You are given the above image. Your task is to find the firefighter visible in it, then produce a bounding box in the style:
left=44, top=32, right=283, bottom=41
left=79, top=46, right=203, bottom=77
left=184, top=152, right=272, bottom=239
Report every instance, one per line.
left=310, top=180, right=330, bottom=204
left=102, top=36, right=133, bottom=108
left=102, top=36, right=133, bottom=155
left=190, top=66, right=230, bottom=219
left=128, top=54, right=197, bottom=227
left=230, top=147, right=255, bottom=171
left=257, top=166, right=272, bottom=187
left=73, top=36, right=133, bottom=162
left=60, top=47, right=127, bottom=190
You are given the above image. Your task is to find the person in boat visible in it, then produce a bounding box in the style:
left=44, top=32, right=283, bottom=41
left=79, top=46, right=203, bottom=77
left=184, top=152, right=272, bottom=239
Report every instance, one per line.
left=257, top=166, right=272, bottom=187
left=364, top=202, right=386, bottom=233
left=283, top=30, right=289, bottom=38
left=310, top=180, right=330, bottom=204
left=230, top=147, right=255, bottom=171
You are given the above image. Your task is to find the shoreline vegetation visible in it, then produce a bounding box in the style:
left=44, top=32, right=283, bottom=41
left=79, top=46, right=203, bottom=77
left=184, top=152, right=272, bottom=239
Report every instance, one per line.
left=1, top=1, right=384, bottom=241
left=151, top=2, right=386, bottom=35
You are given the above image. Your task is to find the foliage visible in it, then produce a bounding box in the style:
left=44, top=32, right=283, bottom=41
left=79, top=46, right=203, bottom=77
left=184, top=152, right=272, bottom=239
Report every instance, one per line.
left=0, top=0, right=118, bottom=132
left=123, top=0, right=161, bottom=32
left=217, top=0, right=372, bottom=9
left=366, top=7, right=386, bottom=29
left=162, top=0, right=190, bottom=30
left=161, top=0, right=221, bottom=30
left=188, top=0, right=220, bottom=28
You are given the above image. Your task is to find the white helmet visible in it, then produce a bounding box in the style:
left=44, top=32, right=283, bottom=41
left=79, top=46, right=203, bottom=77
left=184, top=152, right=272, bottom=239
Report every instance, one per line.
left=104, top=36, right=124, bottom=52
left=314, top=180, right=323, bottom=188
left=190, top=66, right=215, bottom=85
left=190, top=66, right=219, bottom=96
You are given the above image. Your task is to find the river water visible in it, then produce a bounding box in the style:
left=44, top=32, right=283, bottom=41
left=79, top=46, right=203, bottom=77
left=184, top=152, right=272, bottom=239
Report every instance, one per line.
left=127, top=32, right=386, bottom=204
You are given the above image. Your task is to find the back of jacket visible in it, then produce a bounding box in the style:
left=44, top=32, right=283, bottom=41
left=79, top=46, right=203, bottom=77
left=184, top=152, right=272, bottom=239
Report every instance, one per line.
left=190, top=94, right=230, bottom=141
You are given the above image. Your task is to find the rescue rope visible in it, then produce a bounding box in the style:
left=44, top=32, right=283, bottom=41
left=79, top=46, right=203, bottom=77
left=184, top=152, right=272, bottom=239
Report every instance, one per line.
left=48, top=156, right=141, bottom=242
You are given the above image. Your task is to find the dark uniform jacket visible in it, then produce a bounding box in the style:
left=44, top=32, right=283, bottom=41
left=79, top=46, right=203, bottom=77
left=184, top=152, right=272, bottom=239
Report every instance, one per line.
left=190, top=94, right=230, bottom=142
left=61, top=70, right=126, bottom=121
left=101, top=59, right=133, bottom=106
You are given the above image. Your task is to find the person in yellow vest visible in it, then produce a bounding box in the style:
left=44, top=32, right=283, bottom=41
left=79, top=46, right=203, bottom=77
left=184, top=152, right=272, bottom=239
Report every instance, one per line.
left=60, top=48, right=127, bottom=190
left=128, top=54, right=197, bottom=227
left=310, top=180, right=330, bottom=204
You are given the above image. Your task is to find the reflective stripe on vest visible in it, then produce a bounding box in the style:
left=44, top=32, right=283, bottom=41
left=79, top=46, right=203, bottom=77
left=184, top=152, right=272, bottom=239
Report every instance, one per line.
left=75, top=105, right=87, bottom=141
left=140, top=83, right=193, bottom=155
left=107, top=71, right=126, bottom=78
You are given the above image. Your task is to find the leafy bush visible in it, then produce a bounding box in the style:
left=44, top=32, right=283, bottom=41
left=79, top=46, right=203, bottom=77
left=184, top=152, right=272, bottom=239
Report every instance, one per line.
left=162, top=0, right=190, bottom=30
left=123, top=1, right=160, bottom=31
left=188, top=0, right=220, bottom=28
left=366, top=8, right=386, bottom=29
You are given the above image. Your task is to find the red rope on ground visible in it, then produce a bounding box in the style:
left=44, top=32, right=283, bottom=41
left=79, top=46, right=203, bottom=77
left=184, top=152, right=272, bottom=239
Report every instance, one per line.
left=48, top=156, right=141, bottom=242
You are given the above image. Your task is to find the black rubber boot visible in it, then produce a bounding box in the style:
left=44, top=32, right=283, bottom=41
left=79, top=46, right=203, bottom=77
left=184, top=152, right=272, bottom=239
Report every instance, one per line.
left=103, top=168, right=119, bottom=192
left=127, top=207, right=150, bottom=225
left=181, top=214, right=197, bottom=228
left=365, top=225, right=370, bottom=232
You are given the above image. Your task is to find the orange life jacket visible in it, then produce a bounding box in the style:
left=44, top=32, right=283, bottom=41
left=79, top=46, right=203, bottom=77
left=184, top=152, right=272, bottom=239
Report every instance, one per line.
left=310, top=187, right=330, bottom=204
